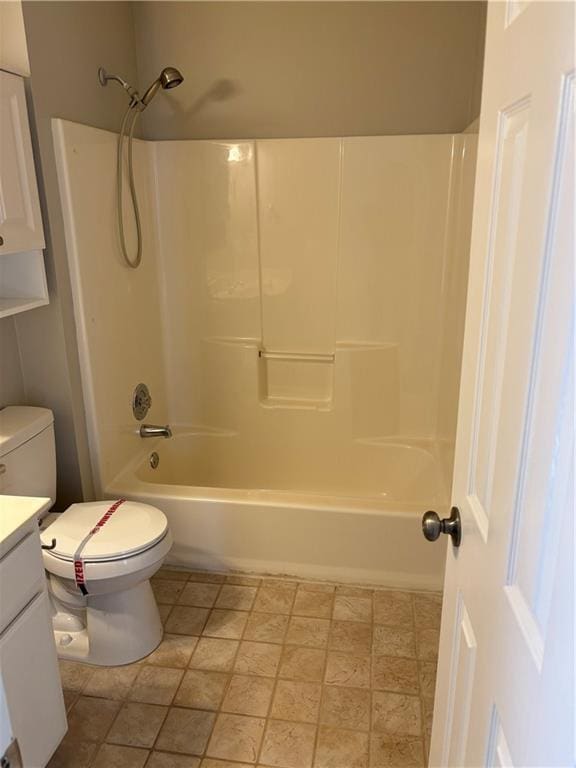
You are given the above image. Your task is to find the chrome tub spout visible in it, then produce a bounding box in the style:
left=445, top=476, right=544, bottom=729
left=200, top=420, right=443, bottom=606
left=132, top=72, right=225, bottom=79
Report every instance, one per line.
left=139, top=424, right=172, bottom=439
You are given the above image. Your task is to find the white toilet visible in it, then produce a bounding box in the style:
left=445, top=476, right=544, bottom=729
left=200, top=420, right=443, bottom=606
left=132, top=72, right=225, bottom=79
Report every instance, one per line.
left=0, top=405, right=172, bottom=666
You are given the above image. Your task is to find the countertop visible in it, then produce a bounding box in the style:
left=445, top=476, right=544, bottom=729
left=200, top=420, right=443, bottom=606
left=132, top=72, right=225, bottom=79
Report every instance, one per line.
left=0, top=495, right=51, bottom=557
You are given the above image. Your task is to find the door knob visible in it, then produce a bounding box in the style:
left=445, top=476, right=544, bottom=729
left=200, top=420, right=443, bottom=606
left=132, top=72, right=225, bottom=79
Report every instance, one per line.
left=422, top=506, right=461, bottom=547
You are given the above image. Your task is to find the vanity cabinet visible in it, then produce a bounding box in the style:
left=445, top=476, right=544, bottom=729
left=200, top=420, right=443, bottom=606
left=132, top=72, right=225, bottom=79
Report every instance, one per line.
left=0, top=70, right=48, bottom=317
left=0, top=497, right=67, bottom=767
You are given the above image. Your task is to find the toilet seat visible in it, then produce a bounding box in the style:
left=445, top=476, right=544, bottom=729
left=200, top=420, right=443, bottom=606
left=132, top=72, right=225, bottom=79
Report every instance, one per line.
left=40, top=500, right=168, bottom=563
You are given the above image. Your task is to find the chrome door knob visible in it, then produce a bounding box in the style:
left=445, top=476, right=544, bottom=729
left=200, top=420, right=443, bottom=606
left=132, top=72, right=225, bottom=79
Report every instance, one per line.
left=422, top=507, right=462, bottom=547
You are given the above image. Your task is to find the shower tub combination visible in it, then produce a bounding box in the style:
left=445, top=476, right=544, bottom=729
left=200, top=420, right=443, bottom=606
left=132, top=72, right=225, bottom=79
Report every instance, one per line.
left=53, top=117, right=477, bottom=592
left=109, top=431, right=448, bottom=589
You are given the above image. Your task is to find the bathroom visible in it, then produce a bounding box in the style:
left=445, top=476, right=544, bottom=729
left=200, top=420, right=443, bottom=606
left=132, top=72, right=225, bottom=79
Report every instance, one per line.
left=0, top=2, right=573, bottom=767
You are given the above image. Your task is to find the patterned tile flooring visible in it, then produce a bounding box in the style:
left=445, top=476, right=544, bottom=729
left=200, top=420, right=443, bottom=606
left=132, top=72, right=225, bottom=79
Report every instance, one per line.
left=49, top=568, right=441, bottom=768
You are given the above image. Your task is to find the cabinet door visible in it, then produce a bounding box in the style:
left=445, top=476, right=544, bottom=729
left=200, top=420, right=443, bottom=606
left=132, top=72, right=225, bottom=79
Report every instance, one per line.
left=0, top=71, right=44, bottom=254
left=0, top=591, right=67, bottom=767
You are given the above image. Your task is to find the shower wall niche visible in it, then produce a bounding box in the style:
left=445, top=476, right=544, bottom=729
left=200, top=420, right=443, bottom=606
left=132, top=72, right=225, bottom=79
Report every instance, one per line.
left=53, top=119, right=477, bottom=499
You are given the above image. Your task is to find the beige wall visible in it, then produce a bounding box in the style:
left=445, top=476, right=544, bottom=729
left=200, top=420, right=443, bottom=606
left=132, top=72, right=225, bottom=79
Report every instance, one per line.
left=18, top=1, right=139, bottom=509
left=0, top=318, right=26, bottom=407
left=134, top=1, right=486, bottom=141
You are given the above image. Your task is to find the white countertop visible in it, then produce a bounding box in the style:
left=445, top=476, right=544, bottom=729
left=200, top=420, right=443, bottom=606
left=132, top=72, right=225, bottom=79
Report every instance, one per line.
left=0, top=495, right=51, bottom=556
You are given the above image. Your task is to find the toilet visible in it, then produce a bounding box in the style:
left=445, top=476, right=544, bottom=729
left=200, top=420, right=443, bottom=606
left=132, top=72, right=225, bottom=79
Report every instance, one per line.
left=0, top=406, right=172, bottom=666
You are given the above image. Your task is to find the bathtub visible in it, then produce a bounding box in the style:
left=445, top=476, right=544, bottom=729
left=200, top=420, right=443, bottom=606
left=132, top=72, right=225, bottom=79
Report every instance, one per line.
left=107, top=431, right=447, bottom=590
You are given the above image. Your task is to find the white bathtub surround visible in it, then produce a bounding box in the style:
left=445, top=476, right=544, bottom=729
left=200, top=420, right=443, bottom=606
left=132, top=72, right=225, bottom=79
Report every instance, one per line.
left=53, top=122, right=477, bottom=589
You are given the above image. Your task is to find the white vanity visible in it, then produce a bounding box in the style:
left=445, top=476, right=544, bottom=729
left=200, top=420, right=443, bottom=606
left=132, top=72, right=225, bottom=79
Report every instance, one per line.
left=0, top=495, right=67, bottom=767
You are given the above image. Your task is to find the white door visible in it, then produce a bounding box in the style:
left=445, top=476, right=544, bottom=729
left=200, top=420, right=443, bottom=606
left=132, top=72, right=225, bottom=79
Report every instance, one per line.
left=429, top=2, right=574, bottom=766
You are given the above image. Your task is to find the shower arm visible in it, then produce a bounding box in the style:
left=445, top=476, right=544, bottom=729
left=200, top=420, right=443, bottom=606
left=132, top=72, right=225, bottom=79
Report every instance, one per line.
left=98, top=67, right=141, bottom=106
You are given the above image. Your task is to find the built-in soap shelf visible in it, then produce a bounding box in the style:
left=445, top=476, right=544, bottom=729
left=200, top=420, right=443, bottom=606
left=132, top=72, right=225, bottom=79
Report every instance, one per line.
left=0, top=250, right=49, bottom=319
left=258, top=348, right=334, bottom=410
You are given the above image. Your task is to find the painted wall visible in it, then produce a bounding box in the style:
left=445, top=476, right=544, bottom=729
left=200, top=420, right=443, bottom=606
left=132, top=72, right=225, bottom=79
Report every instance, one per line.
left=134, top=1, right=486, bottom=141
left=17, top=1, right=139, bottom=508
left=0, top=318, right=26, bottom=407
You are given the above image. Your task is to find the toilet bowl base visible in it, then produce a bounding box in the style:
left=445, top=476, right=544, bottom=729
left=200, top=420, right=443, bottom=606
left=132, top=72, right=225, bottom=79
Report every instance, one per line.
left=50, top=579, right=163, bottom=666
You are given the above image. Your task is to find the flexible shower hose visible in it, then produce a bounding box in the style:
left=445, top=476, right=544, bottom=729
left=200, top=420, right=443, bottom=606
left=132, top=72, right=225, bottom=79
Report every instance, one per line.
left=117, top=104, right=143, bottom=269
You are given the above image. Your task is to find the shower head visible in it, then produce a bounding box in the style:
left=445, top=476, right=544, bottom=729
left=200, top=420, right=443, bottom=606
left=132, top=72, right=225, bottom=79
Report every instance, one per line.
left=98, top=65, right=184, bottom=109
left=140, top=67, right=184, bottom=107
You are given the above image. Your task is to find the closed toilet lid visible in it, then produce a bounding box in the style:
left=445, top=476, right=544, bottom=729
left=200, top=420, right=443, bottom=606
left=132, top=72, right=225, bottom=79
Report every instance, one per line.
left=41, top=500, right=168, bottom=562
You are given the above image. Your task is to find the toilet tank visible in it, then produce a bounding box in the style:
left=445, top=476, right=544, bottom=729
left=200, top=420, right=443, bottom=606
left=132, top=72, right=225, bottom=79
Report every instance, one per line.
left=0, top=406, right=56, bottom=505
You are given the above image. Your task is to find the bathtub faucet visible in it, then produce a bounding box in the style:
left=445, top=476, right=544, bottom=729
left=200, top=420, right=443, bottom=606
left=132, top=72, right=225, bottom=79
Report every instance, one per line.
left=139, top=424, right=172, bottom=439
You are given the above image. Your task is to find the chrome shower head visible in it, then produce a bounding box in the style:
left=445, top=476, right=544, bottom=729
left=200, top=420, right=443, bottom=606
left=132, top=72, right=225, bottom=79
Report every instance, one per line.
left=140, top=67, right=184, bottom=107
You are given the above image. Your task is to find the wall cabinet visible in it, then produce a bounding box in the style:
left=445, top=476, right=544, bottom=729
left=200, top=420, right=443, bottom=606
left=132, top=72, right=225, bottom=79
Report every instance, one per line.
left=0, top=69, right=48, bottom=317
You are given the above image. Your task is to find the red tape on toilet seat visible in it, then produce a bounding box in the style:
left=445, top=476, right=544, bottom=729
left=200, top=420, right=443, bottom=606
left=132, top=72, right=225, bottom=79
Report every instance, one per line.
left=73, top=499, right=126, bottom=595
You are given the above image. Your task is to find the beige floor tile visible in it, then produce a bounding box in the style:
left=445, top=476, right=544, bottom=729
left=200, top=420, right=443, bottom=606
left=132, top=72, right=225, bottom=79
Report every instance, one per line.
left=335, top=585, right=373, bottom=598
left=260, top=720, right=316, bottom=768
left=373, top=626, right=416, bottom=658
left=333, top=595, right=372, bottom=623
left=285, top=617, right=330, bottom=648
left=47, top=735, right=98, bottom=768
left=298, top=581, right=335, bottom=594
left=270, top=679, right=321, bottom=723
left=234, top=641, right=282, bottom=677
left=372, top=656, right=419, bottom=695
left=187, top=571, right=226, bottom=583
left=190, top=638, right=239, bottom=671
left=62, top=690, right=78, bottom=712
left=82, top=665, right=141, bottom=700
left=203, top=609, right=249, bottom=639
left=153, top=567, right=190, bottom=582
left=107, top=702, right=167, bottom=748
left=278, top=646, right=326, bottom=682
left=412, top=594, right=442, bottom=629
left=207, top=713, right=265, bottom=763
left=320, top=686, right=371, bottom=731
left=372, top=691, right=422, bottom=737
left=225, top=574, right=262, bottom=587
left=153, top=580, right=187, bottom=604
left=416, top=629, right=440, bottom=660
left=373, top=592, right=413, bottom=628
left=216, top=584, right=258, bottom=611
left=178, top=582, right=222, bottom=608
left=66, top=696, right=121, bottom=742
left=292, top=589, right=333, bottom=619
left=418, top=661, right=437, bottom=698
left=244, top=612, right=289, bottom=643
left=421, top=697, right=434, bottom=740
left=156, top=707, right=216, bottom=755
left=147, top=753, right=201, bottom=768
left=369, top=734, right=425, bottom=767
left=254, top=587, right=295, bottom=614
left=329, top=621, right=372, bottom=654
left=165, top=606, right=210, bottom=635
left=58, top=660, right=94, bottom=693
left=222, top=674, right=275, bottom=716
left=201, top=760, right=252, bottom=768
left=174, top=669, right=230, bottom=710
left=314, top=725, right=369, bottom=768
left=324, top=652, right=371, bottom=688
left=147, top=634, right=199, bottom=668
left=91, top=743, right=149, bottom=768
left=158, top=604, right=173, bottom=624
left=261, top=578, right=298, bottom=591
left=128, top=666, right=184, bottom=705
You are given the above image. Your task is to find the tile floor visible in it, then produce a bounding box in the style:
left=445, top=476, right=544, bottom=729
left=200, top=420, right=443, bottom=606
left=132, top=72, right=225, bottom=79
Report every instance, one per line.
left=49, top=568, right=441, bottom=768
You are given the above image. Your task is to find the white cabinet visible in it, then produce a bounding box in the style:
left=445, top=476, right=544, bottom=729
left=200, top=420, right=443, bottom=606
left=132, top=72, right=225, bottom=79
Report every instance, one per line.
left=0, top=497, right=67, bottom=767
left=0, top=70, right=48, bottom=318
